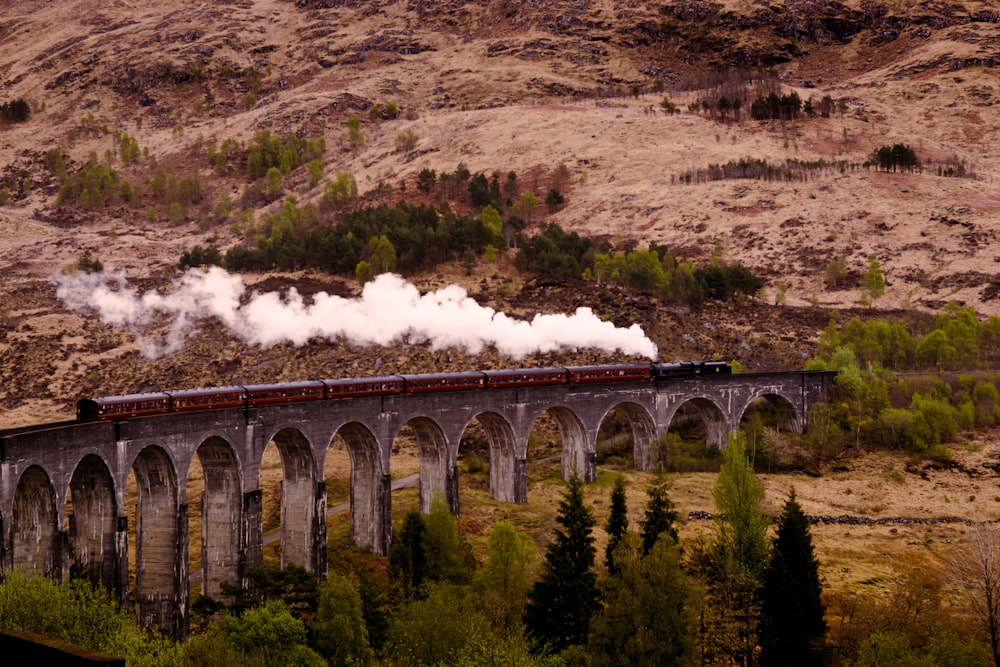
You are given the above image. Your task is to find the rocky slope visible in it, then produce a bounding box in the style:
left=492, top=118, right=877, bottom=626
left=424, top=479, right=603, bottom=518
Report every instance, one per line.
left=1, top=0, right=999, bottom=425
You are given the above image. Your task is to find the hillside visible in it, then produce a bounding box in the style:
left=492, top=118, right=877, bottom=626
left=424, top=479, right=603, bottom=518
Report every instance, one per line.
left=3, top=0, right=999, bottom=425
left=6, top=3, right=1000, bottom=648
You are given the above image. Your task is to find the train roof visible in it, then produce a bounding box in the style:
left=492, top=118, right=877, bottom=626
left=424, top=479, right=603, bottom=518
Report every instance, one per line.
left=242, top=380, right=325, bottom=391
left=167, top=385, right=248, bottom=397
left=398, top=370, right=486, bottom=379
left=323, top=375, right=404, bottom=385
left=78, top=392, right=171, bottom=405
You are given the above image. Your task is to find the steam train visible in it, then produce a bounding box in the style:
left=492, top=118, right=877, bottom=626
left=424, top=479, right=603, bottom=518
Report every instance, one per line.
left=76, top=360, right=731, bottom=423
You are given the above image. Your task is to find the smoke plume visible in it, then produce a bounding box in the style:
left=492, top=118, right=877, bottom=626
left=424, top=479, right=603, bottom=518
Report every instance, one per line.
left=56, top=267, right=658, bottom=360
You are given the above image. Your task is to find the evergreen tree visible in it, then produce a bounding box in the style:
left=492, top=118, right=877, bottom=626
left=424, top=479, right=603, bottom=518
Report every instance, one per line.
left=640, top=473, right=678, bottom=555
left=388, top=510, right=427, bottom=600
left=605, top=475, right=629, bottom=574
left=356, top=569, right=388, bottom=652
left=525, top=472, right=599, bottom=651
left=758, top=490, right=826, bottom=666
left=588, top=532, right=700, bottom=667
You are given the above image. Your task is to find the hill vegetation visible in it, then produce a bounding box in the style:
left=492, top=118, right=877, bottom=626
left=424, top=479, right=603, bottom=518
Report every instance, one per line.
left=3, top=0, right=1000, bottom=664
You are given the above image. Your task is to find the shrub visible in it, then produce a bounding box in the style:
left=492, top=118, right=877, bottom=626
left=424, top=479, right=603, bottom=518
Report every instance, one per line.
left=416, top=168, right=436, bottom=193
left=394, top=130, right=419, bottom=153
left=168, top=201, right=184, bottom=223
left=320, top=172, right=358, bottom=212
left=0, top=98, right=30, bottom=123
left=545, top=187, right=564, bottom=210
left=824, top=257, right=849, bottom=289
left=180, top=245, right=223, bottom=269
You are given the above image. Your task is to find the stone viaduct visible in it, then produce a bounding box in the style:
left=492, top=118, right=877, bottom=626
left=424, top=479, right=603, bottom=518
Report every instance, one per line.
left=0, top=369, right=834, bottom=638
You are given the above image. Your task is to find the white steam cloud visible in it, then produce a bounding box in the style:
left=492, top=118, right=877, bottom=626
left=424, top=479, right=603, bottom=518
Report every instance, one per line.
left=56, top=267, right=658, bottom=360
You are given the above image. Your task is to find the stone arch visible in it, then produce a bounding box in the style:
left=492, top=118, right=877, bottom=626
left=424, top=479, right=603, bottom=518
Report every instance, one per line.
left=193, top=436, right=242, bottom=599
left=335, top=422, right=388, bottom=555
left=12, top=465, right=59, bottom=576
left=526, top=406, right=589, bottom=483
left=67, top=454, right=118, bottom=590
left=131, top=445, right=184, bottom=637
left=738, top=392, right=801, bottom=433
left=665, top=396, right=730, bottom=451
left=467, top=411, right=521, bottom=504
left=403, top=416, right=451, bottom=515
left=596, top=401, right=658, bottom=472
left=267, top=427, right=320, bottom=573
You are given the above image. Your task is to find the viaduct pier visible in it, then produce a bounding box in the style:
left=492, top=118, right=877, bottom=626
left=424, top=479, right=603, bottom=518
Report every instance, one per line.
left=0, top=368, right=835, bottom=637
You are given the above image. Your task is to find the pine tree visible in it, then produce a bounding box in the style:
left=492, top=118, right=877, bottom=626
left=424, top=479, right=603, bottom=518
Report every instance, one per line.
left=605, top=475, right=629, bottom=574
left=525, top=472, right=599, bottom=651
left=388, top=510, right=426, bottom=600
left=640, top=473, right=678, bottom=555
left=759, top=490, right=826, bottom=666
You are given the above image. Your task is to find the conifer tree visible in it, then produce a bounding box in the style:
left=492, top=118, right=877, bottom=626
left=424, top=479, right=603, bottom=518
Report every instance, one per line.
left=388, top=510, right=426, bottom=600
left=759, top=489, right=826, bottom=666
left=525, top=472, right=599, bottom=651
left=605, top=475, right=629, bottom=574
left=589, top=532, right=700, bottom=667
left=640, top=472, right=678, bottom=555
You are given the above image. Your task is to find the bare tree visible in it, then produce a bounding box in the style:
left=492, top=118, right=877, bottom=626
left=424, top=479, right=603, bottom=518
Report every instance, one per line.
left=947, top=520, right=1000, bottom=667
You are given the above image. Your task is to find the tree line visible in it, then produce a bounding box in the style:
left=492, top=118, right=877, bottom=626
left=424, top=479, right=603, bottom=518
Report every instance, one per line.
left=804, top=305, right=1000, bottom=462
left=0, top=438, right=834, bottom=666
left=675, top=157, right=852, bottom=184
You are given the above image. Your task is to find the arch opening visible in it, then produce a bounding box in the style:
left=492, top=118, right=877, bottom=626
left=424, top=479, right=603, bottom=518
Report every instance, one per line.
left=527, top=407, right=589, bottom=483
left=456, top=412, right=520, bottom=507
left=13, top=465, right=59, bottom=577
left=130, top=446, right=182, bottom=636
left=404, top=417, right=451, bottom=516
left=189, top=436, right=241, bottom=600
left=66, top=454, right=118, bottom=590
left=333, top=422, right=389, bottom=555
left=261, top=428, right=318, bottom=573
left=740, top=394, right=801, bottom=472
left=595, top=403, right=657, bottom=473
left=660, top=398, right=728, bottom=473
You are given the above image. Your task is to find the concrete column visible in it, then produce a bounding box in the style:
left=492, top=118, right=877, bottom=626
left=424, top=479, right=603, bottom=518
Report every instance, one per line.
left=240, top=490, right=263, bottom=590
left=312, top=481, right=327, bottom=577
left=513, top=458, right=527, bottom=504
left=175, top=502, right=190, bottom=640
left=377, top=473, right=392, bottom=555
left=0, top=513, right=9, bottom=574
left=585, top=451, right=597, bottom=483
left=137, top=503, right=188, bottom=640
left=446, top=464, right=460, bottom=516
left=490, top=441, right=520, bottom=503
left=114, top=516, right=128, bottom=610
